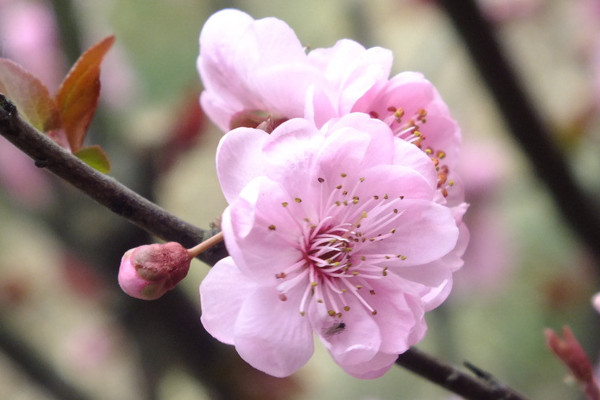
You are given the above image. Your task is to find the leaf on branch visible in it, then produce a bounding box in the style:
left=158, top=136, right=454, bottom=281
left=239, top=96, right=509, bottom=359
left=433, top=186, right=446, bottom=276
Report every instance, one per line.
left=74, top=145, right=112, bottom=174
left=56, top=35, right=115, bottom=153
left=0, top=58, right=61, bottom=132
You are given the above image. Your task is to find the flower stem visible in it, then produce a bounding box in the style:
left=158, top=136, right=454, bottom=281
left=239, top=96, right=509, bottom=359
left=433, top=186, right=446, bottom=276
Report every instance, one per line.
left=187, top=232, right=224, bottom=259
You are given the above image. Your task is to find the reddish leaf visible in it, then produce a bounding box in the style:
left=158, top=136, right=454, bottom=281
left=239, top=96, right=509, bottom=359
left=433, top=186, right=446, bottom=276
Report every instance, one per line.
left=74, top=145, right=111, bottom=173
left=56, top=35, right=115, bottom=152
left=545, top=326, right=600, bottom=400
left=0, top=58, right=61, bottom=132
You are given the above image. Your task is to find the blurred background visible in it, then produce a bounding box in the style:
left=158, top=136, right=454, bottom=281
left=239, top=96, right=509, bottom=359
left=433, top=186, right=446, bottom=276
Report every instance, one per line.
left=1, top=0, right=599, bottom=399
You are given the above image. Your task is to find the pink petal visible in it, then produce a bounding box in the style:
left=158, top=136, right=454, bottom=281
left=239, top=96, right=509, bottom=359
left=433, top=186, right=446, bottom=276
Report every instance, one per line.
left=234, top=285, right=314, bottom=377
left=198, top=9, right=316, bottom=130
left=352, top=71, right=425, bottom=111
left=217, top=119, right=322, bottom=203
left=353, top=71, right=461, bottom=168
left=199, top=91, right=237, bottom=132
left=393, top=260, right=454, bottom=311
left=308, top=39, right=392, bottom=125
left=199, top=257, right=258, bottom=345
left=249, top=63, right=323, bottom=120
left=315, top=114, right=395, bottom=181
left=367, top=276, right=424, bottom=354
left=225, top=177, right=306, bottom=280
left=311, top=297, right=381, bottom=366
left=393, top=137, right=438, bottom=188
left=363, top=200, right=459, bottom=267
left=339, top=352, right=398, bottom=379
left=355, top=164, right=436, bottom=202
left=259, top=118, right=322, bottom=189
left=216, top=127, right=270, bottom=203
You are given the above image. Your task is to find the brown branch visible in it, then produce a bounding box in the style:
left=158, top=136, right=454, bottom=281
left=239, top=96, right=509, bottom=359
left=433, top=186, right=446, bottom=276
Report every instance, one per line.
left=0, top=94, right=226, bottom=265
left=396, top=348, right=530, bottom=400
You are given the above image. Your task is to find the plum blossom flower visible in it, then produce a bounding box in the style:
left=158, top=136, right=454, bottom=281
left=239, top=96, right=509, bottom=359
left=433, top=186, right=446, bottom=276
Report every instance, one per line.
left=197, top=10, right=463, bottom=207
left=197, top=8, right=392, bottom=132
left=351, top=71, right=463, bottom=206
left=200, top=113, right=466, bottom=378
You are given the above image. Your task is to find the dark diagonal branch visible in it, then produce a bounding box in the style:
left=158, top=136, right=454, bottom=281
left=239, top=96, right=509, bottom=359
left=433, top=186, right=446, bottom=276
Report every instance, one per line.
left=435, top=0, right=600, bottom=266
left=0, top=95, right=226, bottom=265
left=396, top=348, right=529, bottom=400
left=0, top=95, right=530, bottom=400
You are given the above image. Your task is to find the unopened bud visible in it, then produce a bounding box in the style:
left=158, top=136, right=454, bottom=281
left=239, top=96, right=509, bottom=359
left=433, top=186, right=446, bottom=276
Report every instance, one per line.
left=118, top=242, right=191, bottom=300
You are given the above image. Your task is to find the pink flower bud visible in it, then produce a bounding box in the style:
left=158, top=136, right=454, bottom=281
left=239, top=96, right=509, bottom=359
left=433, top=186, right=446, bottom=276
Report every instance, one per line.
left=118, top=242, right=190, bottom=300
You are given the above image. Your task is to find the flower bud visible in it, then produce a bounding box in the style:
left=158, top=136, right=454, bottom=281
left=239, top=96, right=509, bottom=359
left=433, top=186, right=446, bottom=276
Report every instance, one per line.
left=118, top=242, right=190, bottom=300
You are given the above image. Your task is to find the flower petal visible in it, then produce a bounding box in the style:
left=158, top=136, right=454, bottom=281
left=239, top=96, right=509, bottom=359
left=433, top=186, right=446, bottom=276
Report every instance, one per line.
left=225, top=177, right=305, bottom=280
left=365, top=275, right=425, bottom=354
left=339, top=352, right=398, bottom=379
left=308, top=39, right=393, bottom=125
left=311, top=296, right=381, bottom=366
left=198, top=9, right=317, bottom=130
left=216, top=127, right=270, bottom=203
left=234, top=285, right=314, bottom=377
left=353, top=72, right=462, bottom=168
left=362, top=200, right=459, bottom=267
left=315, top=113, right=395, bottom=182
left=393, top=260, right=454, bottom=311
left=199, top=257, right=258, bottom=344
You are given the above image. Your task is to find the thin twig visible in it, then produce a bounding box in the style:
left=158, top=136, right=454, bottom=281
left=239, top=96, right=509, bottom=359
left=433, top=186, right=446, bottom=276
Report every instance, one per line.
left=0, top=95, right=226, bottom=265
left=435, top=0, right=600, bottom=267
left=396, top=348, right=530, bottom=400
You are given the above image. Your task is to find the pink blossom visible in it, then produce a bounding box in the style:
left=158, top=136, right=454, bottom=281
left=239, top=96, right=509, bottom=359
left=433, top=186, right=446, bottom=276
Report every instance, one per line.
left=197, top=9, right=392, bottom=132
left=352, top=72, right=463, bottom=205
left=200, top=113, right=466, bottom=378
left=197, top=10, right=464, bottom=207
left=118, top=242, right=191, bottom=300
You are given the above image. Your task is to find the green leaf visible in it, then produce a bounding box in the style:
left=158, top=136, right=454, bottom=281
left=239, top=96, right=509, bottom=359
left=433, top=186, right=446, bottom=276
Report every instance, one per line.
left=0, top=58, right=61, bottom=132
left=75, top=145, right=111, bottom=174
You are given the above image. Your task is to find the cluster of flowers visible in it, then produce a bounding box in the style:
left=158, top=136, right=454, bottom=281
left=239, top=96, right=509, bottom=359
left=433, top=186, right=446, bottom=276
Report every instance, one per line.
left=118, top=8, right=468, bottom=379
left=195, top=9, right=468, bottom=379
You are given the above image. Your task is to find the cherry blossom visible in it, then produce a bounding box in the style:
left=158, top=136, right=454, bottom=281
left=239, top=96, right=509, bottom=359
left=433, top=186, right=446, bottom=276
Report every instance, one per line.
left=197, top=10, right=464, bottom=207
left=197, top=8, right=392, bottom=132
left=200, top=113, right=466, bottom=378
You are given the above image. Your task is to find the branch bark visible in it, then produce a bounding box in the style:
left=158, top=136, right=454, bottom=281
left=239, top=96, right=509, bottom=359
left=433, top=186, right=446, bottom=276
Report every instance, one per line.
left=397, top=348, right=529, bottom=400
left=0, top=95, right=226, bottom=265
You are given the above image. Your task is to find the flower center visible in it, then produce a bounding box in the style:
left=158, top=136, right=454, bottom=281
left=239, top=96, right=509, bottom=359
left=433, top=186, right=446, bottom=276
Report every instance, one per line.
left=369, top=106, right=454, bottom=197
left=273, top=175, right=408, bottom=319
